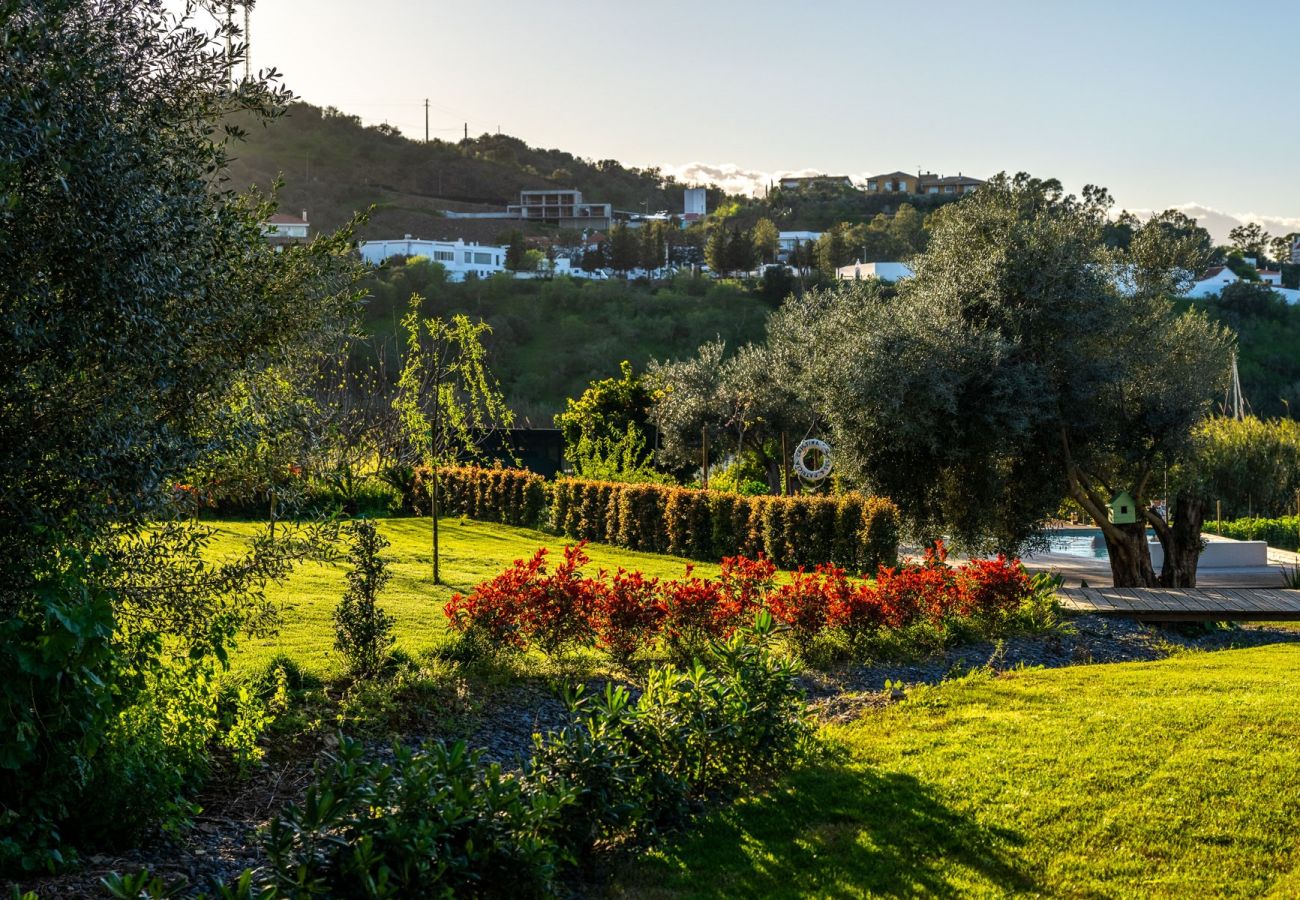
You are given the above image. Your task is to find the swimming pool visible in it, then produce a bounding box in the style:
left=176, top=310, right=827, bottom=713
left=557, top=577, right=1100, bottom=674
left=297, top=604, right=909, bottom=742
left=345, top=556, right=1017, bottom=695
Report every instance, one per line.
left=1035, top=528, right=1152, bottom=560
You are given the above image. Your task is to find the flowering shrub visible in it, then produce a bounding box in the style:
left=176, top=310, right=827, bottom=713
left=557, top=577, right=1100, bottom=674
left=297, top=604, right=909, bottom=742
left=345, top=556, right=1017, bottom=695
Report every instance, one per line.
left=590, top=569, right=663, bottom=667
left=448, top=542, right=1054, bottom=665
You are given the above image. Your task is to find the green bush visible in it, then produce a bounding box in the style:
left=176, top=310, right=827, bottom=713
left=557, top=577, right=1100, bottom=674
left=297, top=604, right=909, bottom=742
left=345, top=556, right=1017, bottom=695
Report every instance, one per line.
left=333, top=520, right=395, bottom=678
left=411, top=465, right=547, bottom=528
left=1188, top=417, right=1300, bottom=518
left=262, top=738, right=573, bottom=899
left=1204, top=515, right=1300, bottom=552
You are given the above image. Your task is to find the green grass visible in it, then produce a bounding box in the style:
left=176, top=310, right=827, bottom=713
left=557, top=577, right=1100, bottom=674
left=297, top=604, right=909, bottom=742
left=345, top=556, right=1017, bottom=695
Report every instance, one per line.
left=613, top=645, right=1300, bottom=898
left=211, top=516, right=724, bottom=676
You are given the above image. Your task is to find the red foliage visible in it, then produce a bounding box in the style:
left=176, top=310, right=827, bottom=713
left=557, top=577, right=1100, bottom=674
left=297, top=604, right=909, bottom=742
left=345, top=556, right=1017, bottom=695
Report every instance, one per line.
left=769, top=564, right=848, bottom=646
left=956, top=554, right=1032, bottom=618
left=716, top=553, right=778, bottom=631
left=658, top=567, right=728, bottom=653
left=590, top=568, right=663, bottom=665
left=445, top=549, right=546, bottom=650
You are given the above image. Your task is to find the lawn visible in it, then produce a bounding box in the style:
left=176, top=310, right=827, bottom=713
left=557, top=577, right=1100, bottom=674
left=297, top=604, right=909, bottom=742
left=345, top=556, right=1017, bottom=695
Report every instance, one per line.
left=613, top=645, right=1300, bottom=898
left=209, top=516, right=725, bottom=675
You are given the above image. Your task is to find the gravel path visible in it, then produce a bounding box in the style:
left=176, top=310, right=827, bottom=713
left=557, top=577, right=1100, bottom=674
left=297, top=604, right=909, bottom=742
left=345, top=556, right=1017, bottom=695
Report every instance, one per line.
left=14, top=614, right=1300, bottom=898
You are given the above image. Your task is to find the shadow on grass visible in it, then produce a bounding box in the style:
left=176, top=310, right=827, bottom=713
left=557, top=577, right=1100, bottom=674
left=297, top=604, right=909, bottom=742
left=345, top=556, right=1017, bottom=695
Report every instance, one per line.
left=624, top=764, right=1037, bottom=898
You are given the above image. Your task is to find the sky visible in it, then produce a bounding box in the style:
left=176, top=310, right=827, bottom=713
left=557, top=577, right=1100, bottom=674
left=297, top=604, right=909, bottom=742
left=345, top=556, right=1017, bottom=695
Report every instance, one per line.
left=204, top=0, right=1299, bottom=240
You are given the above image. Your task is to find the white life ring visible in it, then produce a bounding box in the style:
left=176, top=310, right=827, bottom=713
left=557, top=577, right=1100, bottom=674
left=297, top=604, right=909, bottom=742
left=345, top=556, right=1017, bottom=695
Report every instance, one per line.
left=792, top=438, right=832, bottom=482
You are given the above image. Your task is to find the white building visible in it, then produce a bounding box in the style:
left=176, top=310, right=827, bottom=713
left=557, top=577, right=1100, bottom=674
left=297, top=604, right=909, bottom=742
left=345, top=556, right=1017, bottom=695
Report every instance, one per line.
left=358, top=237, right=507, bottom=281
left=778, top=231, right=823, bottom=254
left=260, top=211, right=310, bottom=246
left=1184, top=265, right=1300, bottom=304
left=1258, top=268, right=1283, bottom=286
left=1292, top=236, right=1300, bottom=264
left=835, top=261, right=915, bottom=282
left=683, top=187, right=707, bottom=221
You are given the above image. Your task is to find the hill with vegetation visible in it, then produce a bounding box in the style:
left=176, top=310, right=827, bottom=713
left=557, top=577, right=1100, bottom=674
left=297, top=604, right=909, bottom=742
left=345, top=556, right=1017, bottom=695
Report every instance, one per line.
left=225, top=102, right=731, bottom=242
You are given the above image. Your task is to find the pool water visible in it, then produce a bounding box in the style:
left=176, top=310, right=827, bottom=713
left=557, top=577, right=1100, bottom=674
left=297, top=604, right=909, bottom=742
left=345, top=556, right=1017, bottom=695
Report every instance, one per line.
left=1035, top=528, right=1153, bottom=560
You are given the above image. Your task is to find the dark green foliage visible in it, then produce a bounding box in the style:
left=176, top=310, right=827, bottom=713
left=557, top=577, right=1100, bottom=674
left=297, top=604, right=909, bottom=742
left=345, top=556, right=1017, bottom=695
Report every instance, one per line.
left=1185, top=287, right=1300, bottom=417
left=262, top=738, right=572, bottom=899
left=360, top=263, right=774, bottom=421
left=531, top=613, right=812, bottom=853
left=412, top=465, right=547, bottom=527
left=0, top=0, right=358, bottom=870
left=1183, top=417, right=1300, bottom=518
left=333, top=520, right=395, bottom=678
left=1204, top=516, right=1300, bottom=552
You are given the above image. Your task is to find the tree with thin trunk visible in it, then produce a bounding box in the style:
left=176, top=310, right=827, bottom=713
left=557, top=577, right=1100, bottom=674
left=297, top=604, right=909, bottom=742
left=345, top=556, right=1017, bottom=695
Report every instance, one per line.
left=394, top=296, right=514, bottom=582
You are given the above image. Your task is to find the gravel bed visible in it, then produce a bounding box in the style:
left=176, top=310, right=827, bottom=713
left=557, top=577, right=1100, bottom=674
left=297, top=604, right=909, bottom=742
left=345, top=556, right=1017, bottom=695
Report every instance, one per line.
left=14, top=613, right=1300, bottom=897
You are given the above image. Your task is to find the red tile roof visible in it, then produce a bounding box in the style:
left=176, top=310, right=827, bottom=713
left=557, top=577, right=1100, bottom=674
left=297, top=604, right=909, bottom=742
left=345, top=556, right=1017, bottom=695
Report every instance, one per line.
left=1198, top=266, right=1226, bottom=281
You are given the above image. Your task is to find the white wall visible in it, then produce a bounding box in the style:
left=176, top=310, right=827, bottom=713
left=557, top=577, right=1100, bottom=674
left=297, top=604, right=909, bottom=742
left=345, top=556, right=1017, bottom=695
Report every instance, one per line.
left=358, top=239, right=507, bottom=281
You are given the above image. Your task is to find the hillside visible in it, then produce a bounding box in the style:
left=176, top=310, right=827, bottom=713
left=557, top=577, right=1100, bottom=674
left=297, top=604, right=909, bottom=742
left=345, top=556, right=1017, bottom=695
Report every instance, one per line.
left=225, top=102, right=730, bottom=242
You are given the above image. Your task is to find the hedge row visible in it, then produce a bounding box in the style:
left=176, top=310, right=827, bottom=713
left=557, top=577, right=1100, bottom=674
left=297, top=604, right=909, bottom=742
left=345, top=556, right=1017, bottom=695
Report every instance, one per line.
left=404, top=468, right=900, bottom=573
left=411, top=465, right=547, bottom=529
left=551, top=479, right=899, bottom=572
left=1204, top=515, right=1300, bottom=552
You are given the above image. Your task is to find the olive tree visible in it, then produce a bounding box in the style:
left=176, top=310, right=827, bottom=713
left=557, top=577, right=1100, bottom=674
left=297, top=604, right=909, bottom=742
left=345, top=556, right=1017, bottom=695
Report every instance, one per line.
left=0, top=0, right=362, bottom=866
left=802, top=175, right=1232, bottom=586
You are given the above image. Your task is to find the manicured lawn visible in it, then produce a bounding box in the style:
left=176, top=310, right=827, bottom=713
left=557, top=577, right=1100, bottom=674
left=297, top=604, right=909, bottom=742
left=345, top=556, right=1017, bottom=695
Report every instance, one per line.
left=613, top=645, right=1300, bottom=898
left=209, top=516, right=725, bottom=676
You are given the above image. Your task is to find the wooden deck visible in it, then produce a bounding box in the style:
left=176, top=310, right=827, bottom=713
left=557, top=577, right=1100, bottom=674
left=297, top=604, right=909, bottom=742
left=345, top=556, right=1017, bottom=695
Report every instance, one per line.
left=1059, top=586, right=1300, bottom=621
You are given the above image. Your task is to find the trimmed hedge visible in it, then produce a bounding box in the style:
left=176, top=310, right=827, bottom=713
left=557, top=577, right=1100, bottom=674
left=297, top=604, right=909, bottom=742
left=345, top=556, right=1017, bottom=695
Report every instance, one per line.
left=411, top=465, right=547, bottom=529
left=551, top=478, right=899, bottom=573
left=406, top=468, right=900, bottom=572
left=1204, top=515, right=1300, bottom=552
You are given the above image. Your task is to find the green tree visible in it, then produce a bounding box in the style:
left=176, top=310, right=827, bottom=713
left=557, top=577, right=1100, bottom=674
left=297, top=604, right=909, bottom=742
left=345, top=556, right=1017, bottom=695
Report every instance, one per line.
left=802, top=175, right=1233, bottom=586
left=752, top=217, right=780, bottom=264
left=814, top=225, right=852, bottom=272
left=1124, top=210, right=1214, bottom=297
left=554, top=360, right=654, bottom=454
left=394, top=298, right=514, bottom=582
left=333, top=519, right=395, bottom=678
left=1228, top=221, right=1271, bottom=260
left=888, top=203, right=927, bottom=257
left=504, top=229, right=529, bottom=271
left=608, top=221, right=640, bottom=274
left=0, top=0, right=361, bottom=867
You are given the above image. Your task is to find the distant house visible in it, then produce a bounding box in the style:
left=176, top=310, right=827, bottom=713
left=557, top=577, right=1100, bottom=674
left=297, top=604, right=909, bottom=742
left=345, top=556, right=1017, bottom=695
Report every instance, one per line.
left=835, top=261, right=915, bottom=282
left=778, top=175, right=854, bottom=191
left=778, top=230, right=823, bottom=254
left=863, top=172, right=919, bottom=195
left=260, top=211, right=310, bottom=247
left=1259, top=268, right=1283, bottom=286
left=1292, top=235, right=1300, bottom=264
left=863, top=171, right=984, bottom=196
left=1184, top=265, right=1239, bottom=298
left=442, top=189, right=613, bottom=229
left=358, top=237, right=507, bottom=281
left=1184, top=265, right=1300, bottom=305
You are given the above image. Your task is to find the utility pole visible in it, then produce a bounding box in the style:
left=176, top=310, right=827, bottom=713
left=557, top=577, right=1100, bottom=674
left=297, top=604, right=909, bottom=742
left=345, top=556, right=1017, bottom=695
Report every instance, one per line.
left=424, top=98, right=429, bottom=143
left=243, top=2, right=250, bottom=80
left=463, top=122, right=468, bottom=142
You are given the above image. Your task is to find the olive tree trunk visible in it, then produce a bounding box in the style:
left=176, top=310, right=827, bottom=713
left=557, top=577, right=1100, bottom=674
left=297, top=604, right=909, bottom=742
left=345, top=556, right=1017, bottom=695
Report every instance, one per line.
left=1157, top=490, right=1206, bottom=588
left=1102, top=521, right=1159, bottom=587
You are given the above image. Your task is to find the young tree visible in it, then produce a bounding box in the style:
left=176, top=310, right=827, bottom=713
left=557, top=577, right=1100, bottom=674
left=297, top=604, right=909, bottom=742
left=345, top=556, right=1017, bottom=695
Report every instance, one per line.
left=814, top=225, right=851, bottom=272
left=1228, top=221, right=1271, bottom=260
left=394, top=297, right=514, bottom=582
left=334, top=519, right=395, bottom=678
left=752, top=217, right=780, bottom=264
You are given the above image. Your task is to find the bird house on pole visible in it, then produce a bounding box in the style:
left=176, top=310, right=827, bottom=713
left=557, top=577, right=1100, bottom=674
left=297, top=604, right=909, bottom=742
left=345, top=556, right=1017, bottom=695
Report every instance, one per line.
left=1108, top=490, right=1138, bottom=525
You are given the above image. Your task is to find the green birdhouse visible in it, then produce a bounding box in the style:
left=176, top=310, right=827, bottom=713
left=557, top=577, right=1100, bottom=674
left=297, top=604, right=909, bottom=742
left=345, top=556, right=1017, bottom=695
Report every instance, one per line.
left=1108, top=490, right=1138, bottom=525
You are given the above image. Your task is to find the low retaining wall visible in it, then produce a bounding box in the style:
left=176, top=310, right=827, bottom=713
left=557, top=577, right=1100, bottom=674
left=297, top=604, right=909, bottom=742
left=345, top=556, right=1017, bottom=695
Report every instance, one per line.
left=1148, top=537, right=1269, bottom=568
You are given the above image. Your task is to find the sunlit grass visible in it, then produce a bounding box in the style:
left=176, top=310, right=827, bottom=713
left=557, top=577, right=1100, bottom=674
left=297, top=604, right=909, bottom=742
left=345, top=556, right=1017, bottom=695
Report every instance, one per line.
left=614, top=645, right=1300, bottom=898
left=209, top=516, right=726, bottom=676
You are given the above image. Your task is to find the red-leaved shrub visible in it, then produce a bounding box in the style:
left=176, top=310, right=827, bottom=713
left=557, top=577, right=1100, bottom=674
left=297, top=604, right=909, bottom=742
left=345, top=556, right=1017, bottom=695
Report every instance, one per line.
left=956, top=554, right=1032, bottom=620
left=590, top=568, right=663, bottom=666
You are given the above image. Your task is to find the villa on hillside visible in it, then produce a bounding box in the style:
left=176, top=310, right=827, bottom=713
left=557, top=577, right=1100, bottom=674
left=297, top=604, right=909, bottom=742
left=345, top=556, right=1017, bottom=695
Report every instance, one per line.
left=358, top=237, right=506, bottom=280
left=260, top=211, right=310, bottom=248
left=778, top=175, right=854, bottom=191
left=443, top=188, right=613, bottom=229
left=863, top=171, right=984, bottom=196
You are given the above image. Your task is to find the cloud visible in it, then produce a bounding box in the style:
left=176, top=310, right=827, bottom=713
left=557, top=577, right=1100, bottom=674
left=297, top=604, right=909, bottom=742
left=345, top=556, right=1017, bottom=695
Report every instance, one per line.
left=659, top=162, right=875, bottom=197
left=1122, top=203, right=1300, bottom=245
